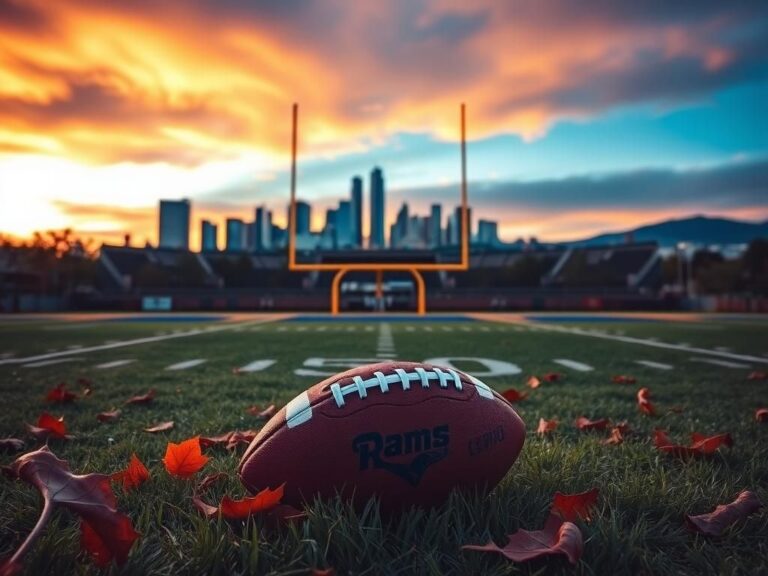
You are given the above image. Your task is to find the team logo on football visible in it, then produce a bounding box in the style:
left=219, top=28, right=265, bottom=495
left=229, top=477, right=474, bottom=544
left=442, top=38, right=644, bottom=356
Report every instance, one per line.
left=352, top=425, right=449, bottom=486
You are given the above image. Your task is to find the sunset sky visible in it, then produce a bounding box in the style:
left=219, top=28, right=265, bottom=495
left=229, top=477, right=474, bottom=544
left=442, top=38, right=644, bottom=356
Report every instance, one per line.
left=0, top=0, right=766, bottom=249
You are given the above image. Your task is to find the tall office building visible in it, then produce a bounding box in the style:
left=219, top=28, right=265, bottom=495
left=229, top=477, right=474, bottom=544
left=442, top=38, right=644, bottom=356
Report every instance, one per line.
left=254, top=206, right=272, bottom=251
left=158, top=199, right=190, bottom=250
left=452, top=205, right=472, bottom=246
left=225, top=218, right=247, bottom=252
left=477, top=219, right=500, bottom=246
left=336, top=200, right=353, bottom=248
left=392, top=203, right=409, bottom=248
left=429, top=204, right=442, bottom=248
left=201, top=220, right=218, bottom=252
left=351, top=176, right=363, bottom=248
left=295, top=201, right=311, bottom=236
left=369, top=167, right=385, bottom=248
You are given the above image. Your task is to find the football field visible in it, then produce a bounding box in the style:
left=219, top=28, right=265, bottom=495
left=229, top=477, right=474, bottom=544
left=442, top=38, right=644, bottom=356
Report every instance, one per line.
left=0, top=313, right=766, bottom=575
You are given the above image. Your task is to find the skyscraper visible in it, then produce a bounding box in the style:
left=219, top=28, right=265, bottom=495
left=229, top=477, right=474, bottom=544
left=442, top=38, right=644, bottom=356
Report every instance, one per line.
left=337, top=200, right=353, bottom=248
left=254, top=206, right=272, bottom=251
left=429, top=204, right=442, bottom=248
left=351, top=176, right=363, bottom=248
left=477, top=219, right=500, bottom=246
left=392, top=203, right=409, bottom=248
left=225, top=218, right=247, bottom=252
left=158, top=199, right=190, bottom=250
left=369, top=167, right=385, bottom=248
left=201, top=220, right=218, bottom=252
left=453, top=205, right=472, bottom=246
left=295, top=201, right=311, bottom=236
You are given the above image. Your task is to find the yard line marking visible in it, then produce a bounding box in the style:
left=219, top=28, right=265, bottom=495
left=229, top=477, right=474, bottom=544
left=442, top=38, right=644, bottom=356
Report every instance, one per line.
left=296, top=326, right=308, bottom=332
left=689, top=357, right=751, bottom=369
left=277, top=327, right=288, bottom=332
left=0, top=319, right=276, bottom=366
left=345, top=327, right=357, bottom=332
left=714, top=346, right=730, bottom=352
left=480, top=327, right=490, bottom=332
left=635, top=360, right=674, bottom=370
left=406, top=326, right=415, bottom=332
left=441, top=327, right=454, bottom=332
left=95, top=359, right=136, bottom=369
left=378, top=353, right=397, bottom=358
left=316, top=326, right=327, bottom=332
left=365, top=326, right=374, bottom=332
left=461, top=327, right=472, bottom=332
left=166, top=359, right=207, bottom=371
left=24, top=358, right=83, bottom=368
left=424, top=326, right=433, bottom=332
left=553, top=359, right=594, bottom=372
left=237, top=359, right=276, bottom=373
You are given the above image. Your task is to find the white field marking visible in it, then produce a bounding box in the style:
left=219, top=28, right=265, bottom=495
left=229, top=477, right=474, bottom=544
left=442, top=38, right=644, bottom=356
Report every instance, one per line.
left=316, top=326, right=327, bottom=332
left=424, top=357, right=522, bottom=378
left=519, top=323, right=768, bottom=366
left=166, top=359, right=207, bottom=371
left=513, top=327, right=524, bottom=332
left=480, top=327, right=490, bottom=332
left=635, top=360, right=674, bottom=370
left=365, top=326, right=374, bottom=332
left=0, top=320, right=268, bottom=366
left=297, top=326, right=308, bottom=332
left=714, top=346, right=730, bottom=352
left=295, top=357, right=384, bottom=377
left=424, top=326, right=433, bottom=332
left=237, top=359, right=276, bottom=373
left=346, top=327, right=357, bottom=332
left=406, top=326, right=415, bottom=332
left=95, top=359, right=136, bottom=369
left=103, top=340, right=121, bottom=345
left=378, top=353, right=398, bottom=358
left=553, top=359, right=594, bottom=372
left=66, top=344, right=83, bottom=350
left=441, top=327, right=454, bottom=332
left=677, top=342, right=691, bottom=347
left=689, top=357, right=751, bottom=369
left=277, top=327, right=288, bottom=332
left=24, top=358, right=83, bottom=368
left=461, top=327, right=472, bottom=332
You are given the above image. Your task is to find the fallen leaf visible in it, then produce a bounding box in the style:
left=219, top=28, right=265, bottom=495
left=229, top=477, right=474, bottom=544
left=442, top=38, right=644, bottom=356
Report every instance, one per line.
left=686, top=490, right=762, bottom=536
left=756, top=408, right=768, bottom=422
left=4, top=447, right=138, bottom=569
left=614, top=421, right=631, bottom=434
left=690, top=432, right=733, bottom=454
left=199, top=432, right=233, bottom=449
left=637, top=387, right=655, bottom=416
left=192, top=494, right=219, bottom=518
left=311, top=569, right=335, bottom=576
left=542, top=372, right=563, bottom=383
left=125, top=389, right=155, bottom=405
left=144, top=421, right=174, bottom=433
left=526, top=376, right=541, bottom=389
left=163, top=437, right=209, bottom=478
left=575, top=417, right=610, bottom=432
left=26, top=413, right=69, bottom=441
left=97, top=409, right=121, bottom=423
left=0, top=438, right=25, bottom=453
left=220, top=484, right=284, bottom=519
left=45, top=383, right=77, bottom=404
left=77, top=378, right=94, bottom=396
left=552, top=488, right=599, bottom=522
left=601, top=427, right=624, bottom=445
left=200, top=430, right=258, bottom=451
left=501, top=388, right=529, bottom=403
left=197, top=472, right=228, bottom=492
left=611, top=375, right=636, bottom=384
left=111, top=454, right=150, bottom=492
left=654, top=429, right=732, bottom=458
left=462, top=514, right=582, bottom=565
left=747, top=371, right=766, bottom=381
left=537, top=418, right=558, bottom=436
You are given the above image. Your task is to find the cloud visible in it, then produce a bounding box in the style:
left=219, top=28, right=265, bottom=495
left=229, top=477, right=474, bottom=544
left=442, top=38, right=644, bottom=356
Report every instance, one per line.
left=0, top=0, right=765, bottom=164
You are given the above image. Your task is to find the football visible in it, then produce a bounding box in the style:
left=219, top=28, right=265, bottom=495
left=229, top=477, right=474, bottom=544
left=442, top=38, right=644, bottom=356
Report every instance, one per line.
left=238, top=361, right=526, bottom=512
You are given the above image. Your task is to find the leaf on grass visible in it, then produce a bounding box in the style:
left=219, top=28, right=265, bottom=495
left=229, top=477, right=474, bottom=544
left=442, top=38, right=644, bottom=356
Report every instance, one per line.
left=111, top=454, right=150, bottom=492
left=654, top=429, right=732, bottom=458
left=746, top=371, right=766, bottom=381
left=163, top=437, right=208, bottom=478
left=197, top=472, right=228, bottom=492
left=575, top=417, right=610, bottom=432
left=542, top=372, right=563, bottom=383
left=686, top=490, right=762, bottom=536
left=96, top=409, right=121, bottom=423
left=219, top=484, right=284, bottom=519
left=756, top=408, right=768, bottom=422
left=200, top=430, right=258, bottom=451
left=552, top=488, right=599, bottom=522
left=0, top=438, right=25, bottom=453
left=199, top=432, right=233, bottom=449
left=45, top=383, right=77, bottom=404
left=611, top=375, right=636, bottom=384
left=4, top=447, right=138, bottom=569
left=125, top=389, right=155, bottom=405
left=690, top=432, right=733, bottom=454
left=637, top=387, right=655, bottom=416
left=462, top=514, right=582, bottom=565
left=311, top=569, right=335, bottom=576
left=27, top=413, right=71, bottom=441
left=501, top=388, right=529, bottom=403
left=537, top=418, right=558, bottom=436
left=601, top=427, right=624, bottom=445
left=614, top=421, right=631, bottom=434
left=526, top=376, right=541, bottom=389
left=144, top=421, right=174, bottom=433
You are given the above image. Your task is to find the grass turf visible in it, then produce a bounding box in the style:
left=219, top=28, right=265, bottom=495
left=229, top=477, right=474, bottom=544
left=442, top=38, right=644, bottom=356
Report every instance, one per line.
left=0, top=315, right=767, bottom=575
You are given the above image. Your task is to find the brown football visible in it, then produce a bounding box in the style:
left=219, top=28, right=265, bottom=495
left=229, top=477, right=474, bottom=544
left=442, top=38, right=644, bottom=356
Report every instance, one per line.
left=238, top=361, right=526, bottom=512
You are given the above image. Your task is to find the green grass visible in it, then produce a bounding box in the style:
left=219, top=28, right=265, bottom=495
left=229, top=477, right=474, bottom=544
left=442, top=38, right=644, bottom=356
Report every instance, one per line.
left=1, top=315, right=767, bottom=575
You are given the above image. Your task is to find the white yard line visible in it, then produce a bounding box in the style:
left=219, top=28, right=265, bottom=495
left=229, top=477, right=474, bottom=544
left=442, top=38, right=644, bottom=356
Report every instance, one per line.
left=553, top=358, right=594, bottom=372
left=378, top=353, right=397, bottom=358
left=95, top=359, right=136, bottom=369
left=689, top=357, right=751, bottom=369
left=166, top=359, right=207, bottom=371
left=24, top=358, right=83, bottom=368
left=237, top=359, right=276, bottom=373
left=0, top=320, right=266, bottom=366
left=635, top=360, right=674, bottom=370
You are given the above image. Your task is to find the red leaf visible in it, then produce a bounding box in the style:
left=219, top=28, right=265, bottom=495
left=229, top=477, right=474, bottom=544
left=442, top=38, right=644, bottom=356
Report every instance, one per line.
left=45, top=383, right=77, bottom=404
left=125, top=389, right=155, bottom=405
left=192, top=495, right=219, bottom=519
left=0, top=438, right=25, bottom=453
left=96, top=409, right=121, bottom=423
left=462, top=514, right=582, bottom=565
left=4, top=447, right=138, bottom=569
left=611, top=375, right=636, bottom=385
left=501, top=388, right=528, bottom=403
left=685, top=490, right=762, bottom=536
left=542, top=372, right=563, bottom=383
left=614, top=421, right=631, bottom=434
left=163, top=437, right=209, bottom=478
left=526, top=376, right=541, bottom=389
left=311, top=570, right=335, bottom=576
left=756, top=408, right=768, bottom=422
left=601, top=427, right=624, bottom=445
left=552, top=488, right=599, bottom=522
left=111, top=454, right=150, bottom=492
left=220, top=484, right=284, bottom=519
left=637, top=387, right=655, bottom=416
left=575, top=417, right=610, bottom=431
left=537, top=418, right=558, bottom=436
left=27, top=413, right=69, bottom=440
left=144, top=421, right=174, bottom=433
left=199, top=432, right=233, bottom=449
left=747, top=371, right=767, bottom=381
left=690, top=432, right=733, bottom=454
left=654, top=429, right=732, bottom=458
